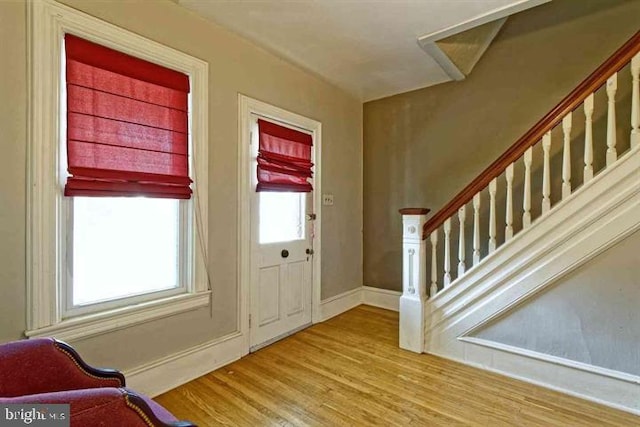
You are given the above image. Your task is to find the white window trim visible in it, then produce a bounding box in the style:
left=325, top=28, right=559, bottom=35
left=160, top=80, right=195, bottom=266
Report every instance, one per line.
left=26, top=0, right=209, bottom=342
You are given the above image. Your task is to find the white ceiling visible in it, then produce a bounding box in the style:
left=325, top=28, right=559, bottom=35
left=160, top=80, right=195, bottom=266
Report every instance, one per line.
left=178, top=0, right=547, bottom=101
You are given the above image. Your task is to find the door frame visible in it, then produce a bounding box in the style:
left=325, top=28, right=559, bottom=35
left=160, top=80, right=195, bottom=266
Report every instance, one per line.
left=238, top=94, right=322, bottom=354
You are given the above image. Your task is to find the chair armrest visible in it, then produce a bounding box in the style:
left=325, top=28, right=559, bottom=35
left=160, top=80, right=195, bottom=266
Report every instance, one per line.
left=124, top=389, right=196, bottom=427
left=0, top=388, right=196, bottom=427
left=0, top=338, right=125, bottom=397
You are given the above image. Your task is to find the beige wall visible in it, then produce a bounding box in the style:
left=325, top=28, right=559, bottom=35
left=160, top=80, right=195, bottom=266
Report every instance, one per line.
left=0, top=0, right=362, bottom=369
left=363, top=0, right=640, bottom=291
left=475, top=229, right=640, bottom=376
left=0, top=0, right=28, bottom=347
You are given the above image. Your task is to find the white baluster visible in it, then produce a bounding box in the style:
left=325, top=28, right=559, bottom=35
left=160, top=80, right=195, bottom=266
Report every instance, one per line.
left=542, top=132, right=552, bottom=213
left=457, top=205, right=466, bottom=276
left=562, top=113, right=572, bottom=199
left=522, top=147, right=532, bottom=229
left=472, top=193, right=481, bottom=265
left=443, top=218, right=452, bottom=287
left=488, top=178, right=497, bottom=253
left=583, top=94, right=594, bottom=183
left=631, top=54, right=640, bottom=149
left=430, top=230, right=438, bottom=297
left=505, top=164, right=514, bottom=241
left=606, top=73, right=618, bottom=166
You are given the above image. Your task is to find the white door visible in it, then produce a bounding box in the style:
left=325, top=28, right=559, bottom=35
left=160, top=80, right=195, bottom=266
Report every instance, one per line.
left=250, top=116, right=314, bottom=350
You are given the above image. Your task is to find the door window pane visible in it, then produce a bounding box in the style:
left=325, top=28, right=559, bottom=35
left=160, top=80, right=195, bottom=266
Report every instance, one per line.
left=259, top=192, right=305, bottom=244
left=72, top=197, right=180, bottom=306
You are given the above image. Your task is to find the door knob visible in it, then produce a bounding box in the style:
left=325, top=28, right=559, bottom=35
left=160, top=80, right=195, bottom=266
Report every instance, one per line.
left=306, top=248, right=314, bottom=255
left=281, top=249, right=289, bottom=258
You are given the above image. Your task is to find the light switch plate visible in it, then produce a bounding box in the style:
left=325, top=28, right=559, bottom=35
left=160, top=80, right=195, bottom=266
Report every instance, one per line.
left=322, top=194, right=334, bottom=206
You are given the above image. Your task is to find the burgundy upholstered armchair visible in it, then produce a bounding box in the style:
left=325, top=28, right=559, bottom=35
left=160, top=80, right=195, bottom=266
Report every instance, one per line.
left=0, top=338, right=195, bottom=427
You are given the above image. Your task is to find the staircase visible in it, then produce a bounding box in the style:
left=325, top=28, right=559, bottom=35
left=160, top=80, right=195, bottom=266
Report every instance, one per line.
left=399, top=32, right=640, bottom=414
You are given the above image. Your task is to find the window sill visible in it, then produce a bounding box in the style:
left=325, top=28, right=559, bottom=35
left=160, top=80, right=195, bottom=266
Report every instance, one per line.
left=25, top=291, right=211, bottom=343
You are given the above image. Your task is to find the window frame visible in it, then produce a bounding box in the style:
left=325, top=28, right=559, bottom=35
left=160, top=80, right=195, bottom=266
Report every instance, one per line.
left=26, top=0, right=210, bottom=342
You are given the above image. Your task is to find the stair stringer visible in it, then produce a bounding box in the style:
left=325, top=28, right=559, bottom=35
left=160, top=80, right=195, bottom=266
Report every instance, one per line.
left=423, top=147, right=640, bottom=414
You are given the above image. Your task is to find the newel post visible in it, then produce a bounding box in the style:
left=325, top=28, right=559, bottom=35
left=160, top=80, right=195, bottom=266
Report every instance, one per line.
left=398, top=208, right=430, bottom=353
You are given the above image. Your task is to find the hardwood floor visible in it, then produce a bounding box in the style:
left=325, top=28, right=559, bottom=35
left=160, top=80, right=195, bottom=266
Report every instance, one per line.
left=156, top=305, right=639, bottom=426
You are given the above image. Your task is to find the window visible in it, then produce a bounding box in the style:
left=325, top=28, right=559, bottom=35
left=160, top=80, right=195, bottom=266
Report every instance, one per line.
left=26, top=0, right=209, bottom=341
left=68, top=197, right=182, bottom=312
left=255, top=118, right=312, bottom=243
left=259, top=192, right=305, bottom=244
left=60, top=33, right=192, bottom=317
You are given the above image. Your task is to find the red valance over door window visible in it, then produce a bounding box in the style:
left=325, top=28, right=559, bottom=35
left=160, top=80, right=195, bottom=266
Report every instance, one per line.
left=64, top=34, right=192, bottom=199
left=257, top=119, right=313, bottom=192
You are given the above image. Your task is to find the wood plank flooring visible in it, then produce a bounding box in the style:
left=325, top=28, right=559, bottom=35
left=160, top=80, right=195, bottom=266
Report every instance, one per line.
left=156, top=305, right=639, bottom=426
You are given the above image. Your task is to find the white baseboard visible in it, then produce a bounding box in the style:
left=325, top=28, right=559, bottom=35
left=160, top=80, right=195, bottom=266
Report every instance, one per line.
left=362, top=286, right=400, bottom=311
left=124, top=331, right=244, bottom=397
left=436, top=340, right=640, bottom=416
left=319, top=286, right=401, bottom=322
left=318, top=287, right=363, bottom=321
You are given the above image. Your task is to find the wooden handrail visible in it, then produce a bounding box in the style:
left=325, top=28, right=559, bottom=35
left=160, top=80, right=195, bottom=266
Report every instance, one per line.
left=423, top=30, right=640, bottom=239
left=399, top=208, right=431, bottom=215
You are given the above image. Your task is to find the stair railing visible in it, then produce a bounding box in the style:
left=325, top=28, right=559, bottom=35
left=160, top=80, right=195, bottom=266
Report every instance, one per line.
left=399, top=31, right=640, bottom=353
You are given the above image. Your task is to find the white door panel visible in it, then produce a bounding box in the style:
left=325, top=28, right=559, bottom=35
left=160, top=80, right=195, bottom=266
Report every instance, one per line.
left=286, top=260, right=306, bottom=316
left=257, top=266, right=280, bottom=326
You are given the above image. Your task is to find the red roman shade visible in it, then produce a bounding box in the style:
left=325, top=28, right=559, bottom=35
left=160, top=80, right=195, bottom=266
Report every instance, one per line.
left=257, top=119, right=313, bottom=192
left=64, top=34, right=192, bottom=199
